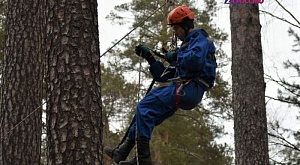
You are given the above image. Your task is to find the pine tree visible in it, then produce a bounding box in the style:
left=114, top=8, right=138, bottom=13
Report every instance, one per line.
left=45, top=1, right=102, bottom=164
left=230, top=4, right=269, bottom=164
left=0, top=0, right=44, bottom=164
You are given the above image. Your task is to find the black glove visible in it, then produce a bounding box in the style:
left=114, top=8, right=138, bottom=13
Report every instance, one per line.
left=135, top=44, right=156, bottom=65
left=135, top=45, right=152, bottom=58
left=164, top=50, right=177, bottom=63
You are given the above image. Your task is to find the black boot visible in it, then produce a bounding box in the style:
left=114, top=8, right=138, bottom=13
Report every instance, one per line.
left=104, top=137, right=135, bottom=164
left=119, top=137, right=152, bottom=165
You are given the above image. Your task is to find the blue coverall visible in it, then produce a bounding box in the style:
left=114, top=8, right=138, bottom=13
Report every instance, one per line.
left=128, top=28, right=217, bottom=140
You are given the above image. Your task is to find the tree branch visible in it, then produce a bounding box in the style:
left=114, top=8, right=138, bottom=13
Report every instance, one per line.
left=268, top=132, right=300, bottom=152
left=275, top=0, right=300, bottom=27
left=260, top=10, right=300, bottom=29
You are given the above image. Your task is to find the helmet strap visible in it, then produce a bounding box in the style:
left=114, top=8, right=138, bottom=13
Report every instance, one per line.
left=179, top=19, right=194, bottom=38
left=179, top=24, right=190, bottom=38
left=171, top=32, right=178, bottom=49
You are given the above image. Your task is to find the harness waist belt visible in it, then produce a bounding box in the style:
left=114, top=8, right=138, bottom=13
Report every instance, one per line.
left=197, top=78, right=210, bottom=89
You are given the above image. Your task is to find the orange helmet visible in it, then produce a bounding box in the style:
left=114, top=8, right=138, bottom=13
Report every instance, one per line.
left=167, top=5, right=195, bottom=25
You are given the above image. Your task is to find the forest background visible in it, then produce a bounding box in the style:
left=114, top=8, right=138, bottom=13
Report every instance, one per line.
left=0, top=0, right=298, bottom=164
left=98, top=0, right=300, bottom=164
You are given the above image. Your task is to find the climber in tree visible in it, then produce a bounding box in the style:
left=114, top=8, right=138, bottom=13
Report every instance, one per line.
left=104, top=5, right=217, bottom=165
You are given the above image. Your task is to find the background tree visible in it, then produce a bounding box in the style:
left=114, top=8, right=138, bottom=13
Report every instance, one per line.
left=0, top=0, right=44, bottom=164
left=266, top=28, right=300, bottom=164
left=101, top=64, right=140, bottom=164
left=260, top=0, right=300, bottom=163
left=102, top=0, right=232, bottom=164
left=230, top=4, right=269, bottom=164
left=261, top=1, right=300, bottom=109
left=45, top=0, right=102, bottom=164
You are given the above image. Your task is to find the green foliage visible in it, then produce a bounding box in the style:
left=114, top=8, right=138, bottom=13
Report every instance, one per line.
left=152, top=109, right=233, bottom=165
left=101, top=63, right=140, bottom=135
left=276, top=28, right=300, bottom=108
left=205, top=72, right=232, bottom=120
left=268, top=28, right=300, bottom=165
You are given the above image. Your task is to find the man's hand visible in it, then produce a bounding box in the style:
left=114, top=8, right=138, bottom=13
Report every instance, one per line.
left=135, top=44, right=156, bottom=65
left=135, top=45, right=152, bottom=58
left=164, top=51, right=177, bottom=63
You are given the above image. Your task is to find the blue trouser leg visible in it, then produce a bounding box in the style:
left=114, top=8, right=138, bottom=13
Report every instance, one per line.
left=128, top=91, right=177, bottom=139
left=127, top=80, right=205, bottom=140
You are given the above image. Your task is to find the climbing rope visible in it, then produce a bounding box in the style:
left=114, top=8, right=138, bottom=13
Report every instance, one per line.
left=0, top=99, right=48, bottom=141
left=1, top=2, right=177, bottom=163
left=100, top=0, right=175, bottom=58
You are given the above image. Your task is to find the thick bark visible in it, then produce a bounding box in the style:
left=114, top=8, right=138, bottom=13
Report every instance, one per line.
left=230, top=4, right=269, bottom=165
left=0, top=1, right=44, bottom=164
left=45, top=0, right=102, bottom=164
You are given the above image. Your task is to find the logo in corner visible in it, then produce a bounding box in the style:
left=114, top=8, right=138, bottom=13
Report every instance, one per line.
left=224, top=0, right=264, bottom=4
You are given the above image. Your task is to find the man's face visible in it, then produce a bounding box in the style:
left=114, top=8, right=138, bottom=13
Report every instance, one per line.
left=172, top=25, right=185, bottom=41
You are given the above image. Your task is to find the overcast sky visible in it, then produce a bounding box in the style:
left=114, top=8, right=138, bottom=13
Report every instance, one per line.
left=97, top=0, right=300, bottom=161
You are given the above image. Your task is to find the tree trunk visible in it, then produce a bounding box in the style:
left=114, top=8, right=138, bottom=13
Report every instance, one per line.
left=45, top=0, right=102, bottom=164
left=230, top=4, right=269, bottom=165
left=0, top=1, right=44, bottom=164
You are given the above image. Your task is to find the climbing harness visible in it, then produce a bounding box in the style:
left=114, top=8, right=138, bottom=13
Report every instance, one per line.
left=175, top=79, right=190, bottom=109
left=166, top=76, right=191, bottom=110
left=197, top=77, right=210, bottom=90
left=167, top=76, right=211, bottom=110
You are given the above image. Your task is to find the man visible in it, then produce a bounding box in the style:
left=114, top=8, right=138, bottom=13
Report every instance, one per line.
left=104, top=5, right=217, bottom=165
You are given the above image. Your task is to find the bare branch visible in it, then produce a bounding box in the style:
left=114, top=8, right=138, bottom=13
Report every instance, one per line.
left=260, top=10, right=300, bottom=29
left=275, top=0, right=300, bottom=26
left=268, top=133, right=300, bottom=152
left=265, top=95, right=294, bottom=105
